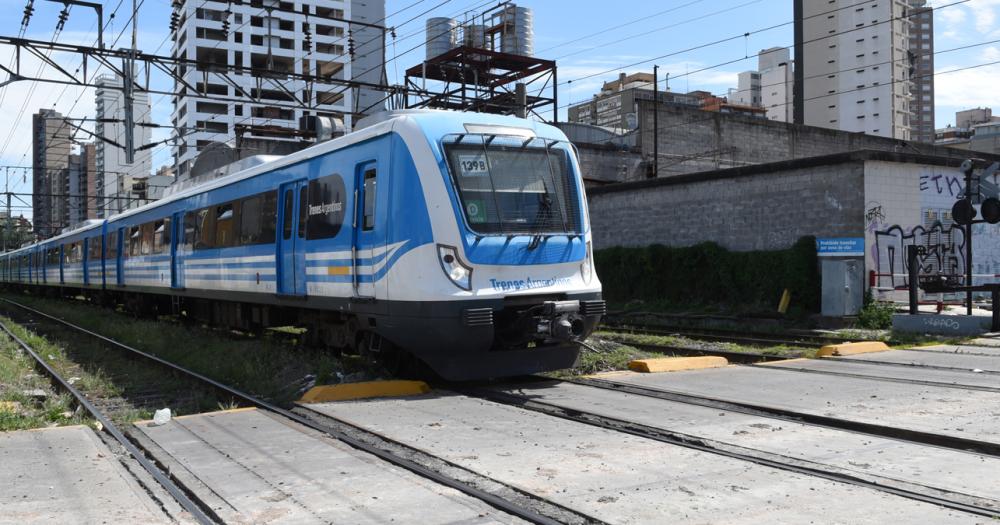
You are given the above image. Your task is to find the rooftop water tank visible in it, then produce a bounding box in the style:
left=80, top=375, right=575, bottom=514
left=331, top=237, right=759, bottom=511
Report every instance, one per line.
left=426, top=17, right=458, bottom=60
left=500, top=6, right=533, bottom=56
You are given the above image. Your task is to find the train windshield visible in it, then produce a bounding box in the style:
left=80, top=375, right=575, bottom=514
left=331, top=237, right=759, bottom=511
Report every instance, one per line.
left=443, top=135, right=582, bottom=235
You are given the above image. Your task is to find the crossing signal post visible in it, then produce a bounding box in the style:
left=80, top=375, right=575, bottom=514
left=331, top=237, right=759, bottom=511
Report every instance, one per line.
left=918, top=159, right=1000, bottom=325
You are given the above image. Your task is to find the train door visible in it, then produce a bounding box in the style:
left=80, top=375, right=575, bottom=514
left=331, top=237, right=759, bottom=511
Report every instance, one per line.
left=82, top=238, right=90, bottom=286
left=171, top=211, right=184, bottom=289
left=352, top=161, right=382, bottom=299
left=58, top=245, right=64, bottom=284
left=277, top=180, right=307, bottom=296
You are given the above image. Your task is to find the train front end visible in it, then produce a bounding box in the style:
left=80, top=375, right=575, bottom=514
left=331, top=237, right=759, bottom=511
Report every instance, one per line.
left=388, top=112, right=604, bottom=380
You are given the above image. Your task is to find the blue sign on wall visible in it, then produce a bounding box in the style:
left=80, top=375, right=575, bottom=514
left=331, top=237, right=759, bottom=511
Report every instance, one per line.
left=816, top=237, right=865, bottom=257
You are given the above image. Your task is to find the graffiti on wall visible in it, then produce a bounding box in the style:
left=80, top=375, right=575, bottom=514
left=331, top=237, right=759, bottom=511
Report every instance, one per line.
left=872, top=222, right=966, bottom=290
left=865, top=201, right=886, bottom=233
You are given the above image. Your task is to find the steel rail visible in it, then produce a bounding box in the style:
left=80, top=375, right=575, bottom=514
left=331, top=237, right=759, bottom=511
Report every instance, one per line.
left=0, top=319, right=219, bottom=525
left=566, top=376, right=1000, bottom=457
left=824, top=355, right=1000, bottom=375
left=0, top=298, right=565, bottom=525
left=465, top=382, right=1000, bottom=519
left=749, top=361, right=1000, bottom=393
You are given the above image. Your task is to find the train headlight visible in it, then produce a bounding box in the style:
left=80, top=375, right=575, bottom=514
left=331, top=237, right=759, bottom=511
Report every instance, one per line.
left=581, top=241, right=594, bottom=285
left=437, top=244, right=472, bottom=291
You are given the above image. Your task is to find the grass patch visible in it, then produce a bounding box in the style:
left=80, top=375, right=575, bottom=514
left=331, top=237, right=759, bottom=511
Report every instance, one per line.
left=0, top=323, right=90, bottom=431
left=2, top=292, right=361, bottom=405
left=547, top=336, right=659, bottom=378
left=596, top=331, right=820, bottom=359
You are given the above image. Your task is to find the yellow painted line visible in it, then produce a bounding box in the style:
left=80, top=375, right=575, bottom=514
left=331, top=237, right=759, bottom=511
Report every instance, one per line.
left=627, top=356, right=728, bottom=373
left=327, top=266, right=350, bottom=276
left=816, top=341, right=891, bottom=357
left=299, top=380, right=431, bottom=403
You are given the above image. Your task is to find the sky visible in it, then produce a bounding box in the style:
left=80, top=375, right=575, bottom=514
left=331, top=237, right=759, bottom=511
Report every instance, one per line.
left=0, top=0, right=997, bottom=219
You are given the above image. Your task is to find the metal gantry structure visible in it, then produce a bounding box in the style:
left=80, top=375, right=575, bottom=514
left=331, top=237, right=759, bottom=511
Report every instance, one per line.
left=0, top=0, right=559, bottom=247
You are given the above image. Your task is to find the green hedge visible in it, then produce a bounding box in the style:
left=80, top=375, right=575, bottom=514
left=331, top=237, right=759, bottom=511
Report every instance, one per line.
left=594, top=236, right=820, bottom=315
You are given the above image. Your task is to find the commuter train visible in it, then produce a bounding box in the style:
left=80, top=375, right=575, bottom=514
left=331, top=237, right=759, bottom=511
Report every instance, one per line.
left=0, top=110, right=604, bottom=380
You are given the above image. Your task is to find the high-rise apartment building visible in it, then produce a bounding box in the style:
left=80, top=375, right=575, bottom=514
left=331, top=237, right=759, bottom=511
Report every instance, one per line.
left=95, top=72, right=153, bottom=218
left=31, top=109, right=72, bottom=238
left=67, top=143, right=98, bottom=227
left=909, top=0, right=934, bottom=143
left=794, top=0, right=913, bottom=139
left=730, top=47, right=795, bottom=122
left=170, top=0, right=386, bottom=179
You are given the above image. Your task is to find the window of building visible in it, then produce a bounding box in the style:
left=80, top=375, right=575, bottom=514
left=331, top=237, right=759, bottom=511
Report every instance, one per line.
left=196, top=102, right=227, bottom=115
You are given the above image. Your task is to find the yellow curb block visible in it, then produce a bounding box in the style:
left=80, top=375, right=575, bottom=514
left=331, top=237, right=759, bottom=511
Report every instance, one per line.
left=298, top=380, right=431, bottom=403
left=627, top=356, right=728, bottom=373
left=816, top=341, right=891, bottom=357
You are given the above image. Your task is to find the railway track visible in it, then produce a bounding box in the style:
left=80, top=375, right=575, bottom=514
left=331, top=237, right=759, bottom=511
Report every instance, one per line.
left=0, top=297, right=600, bottom=525
left=0, top=309, right=218, bottom=524
left=7, top=296, right=997, bottom=522
left=462, top=376, right=1000, bottom=519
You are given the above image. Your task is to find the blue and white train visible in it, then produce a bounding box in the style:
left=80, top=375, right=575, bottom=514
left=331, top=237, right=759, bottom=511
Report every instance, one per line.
left=0, top=110, right=604, bottom=380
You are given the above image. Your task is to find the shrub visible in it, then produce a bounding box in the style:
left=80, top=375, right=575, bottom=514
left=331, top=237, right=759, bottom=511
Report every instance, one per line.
left=856, top=290, right=895, bottom=329
left=594, top=236, right=820, bottom=315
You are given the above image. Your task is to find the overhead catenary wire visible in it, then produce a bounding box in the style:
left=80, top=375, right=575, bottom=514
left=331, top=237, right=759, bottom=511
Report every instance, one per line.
left=558, top=0, right=964, bottom=89
left=557, top=0, right=971, bottom=114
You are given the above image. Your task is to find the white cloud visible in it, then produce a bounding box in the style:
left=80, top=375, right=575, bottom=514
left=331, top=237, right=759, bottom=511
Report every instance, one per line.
left=933, top=61, right=1000, bottom=111
left=967, top=0, right=1000, bottom=35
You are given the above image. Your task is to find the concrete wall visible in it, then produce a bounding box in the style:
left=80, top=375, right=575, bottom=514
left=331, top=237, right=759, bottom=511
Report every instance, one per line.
left=576, top=144, right=645, bottom=184
left=587, top=157, right=866, bottom=251
left=635, top=101, right=983, bottom=178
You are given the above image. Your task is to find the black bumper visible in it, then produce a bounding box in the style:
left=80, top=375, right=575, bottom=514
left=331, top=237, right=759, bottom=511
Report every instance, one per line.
left=379, top=292, right=604, bottom=381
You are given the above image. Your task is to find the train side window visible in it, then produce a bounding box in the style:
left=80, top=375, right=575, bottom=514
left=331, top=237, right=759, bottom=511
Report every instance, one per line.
left=108, top=231, right=118, bottom=259
left=194, top=208, right=214, bottom=250
left=215, top=203, right=236, bottom=247
left=282, top=190, right=293, bottom=240
left=88, top=237, right=102, bottom=259
left=306, top=175, right=346, bottom=240
left=129, top=227, right=141, bottom=257
left=239, top=196, right=262, bottom=245
left=362, top=168, right=377, bottom=231
left=183, top=213, right=196, bottom=251
left=140, top=223, right=154, bottom=255
left=261, top=191, right=277, bottom=243
left=153, top=218, right=170, bottom=254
